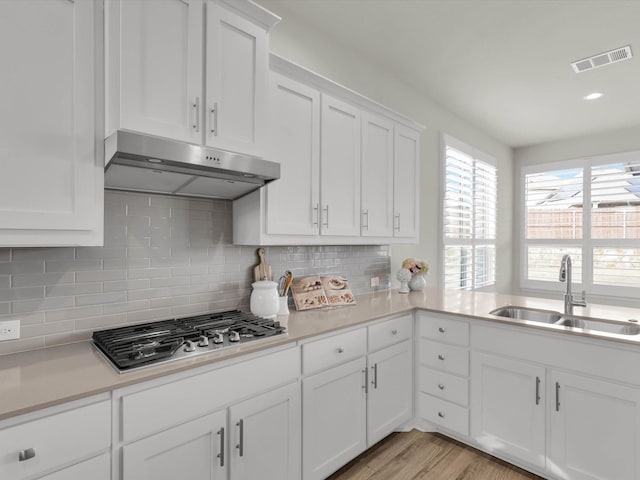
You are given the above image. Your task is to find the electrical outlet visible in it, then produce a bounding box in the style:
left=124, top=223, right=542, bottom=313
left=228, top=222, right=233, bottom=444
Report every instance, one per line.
left=370, top=276, right=380, bottom=288
left=0, top=320, right=20, bottom=341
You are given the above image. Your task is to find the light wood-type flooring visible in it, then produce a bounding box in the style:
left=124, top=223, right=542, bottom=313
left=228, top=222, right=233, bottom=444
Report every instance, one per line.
left=327, top=430, right=544, bottom=480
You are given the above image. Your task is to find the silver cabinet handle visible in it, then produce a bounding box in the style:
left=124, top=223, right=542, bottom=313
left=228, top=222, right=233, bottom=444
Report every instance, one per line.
left=193, top=97, right=200, bottom=132
left=391, top=329, right=398, bottom=335
left=362, top=367, right=368, bottom=393
left=19, top=448, right=36, bottom=462
left=535, top=377, right=541, bottom=405
left=313, top=204, right=319, bottom=226
left=438, top=327, right=446, bottom=333
left=362, top=209, right=369, bottom=230
left=337, top=347, right=344, bottom=354
left=438, top=411, right=445, bottom=418
left=395, top=213, right=401, bottom=231
left=322, top=205, right=329, bottom=228
left=18, top=448, right=36, bottom=462
left=438, top=383, right=445, bottom=390
left=371, top=363, right=378, bottom=389
left=236, top=419, right=244, bottom=457
left=217, top=427, right=225, bottom=467
left=555, top=382, right=560, bottom=412
left=210, top=102, right=218, bottom=135
left=438, top=354, right=445, bottom=360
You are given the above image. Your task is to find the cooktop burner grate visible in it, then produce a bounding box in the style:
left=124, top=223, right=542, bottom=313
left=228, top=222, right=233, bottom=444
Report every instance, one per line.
left=92, top=310, right=286, bottom=372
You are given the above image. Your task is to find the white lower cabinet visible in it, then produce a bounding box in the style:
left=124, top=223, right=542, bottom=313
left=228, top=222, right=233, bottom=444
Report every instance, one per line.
left=0, top=398, right=111, bottom=480
left=123, top=382, right=300, bottom=480
left=470, top=352, right=546, bottom=469
left=549, top=371, right=640, bottom=480
left=367, top=340, right=413, bottom=445
left=302, top=315, right=413, bottom=480
left=471, top=322, right=640, bottom=480
left=302, top=357, right=368, bottom=480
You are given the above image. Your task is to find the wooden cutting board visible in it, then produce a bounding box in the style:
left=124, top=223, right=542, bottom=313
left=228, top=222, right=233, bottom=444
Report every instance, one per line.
left=253, top=248, right=273, bottom=282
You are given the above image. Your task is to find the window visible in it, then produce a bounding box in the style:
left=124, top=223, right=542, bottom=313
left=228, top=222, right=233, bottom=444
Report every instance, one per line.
left=522, top=151, right=640, bottom=297
left=442, top=134, right=497, bottom=290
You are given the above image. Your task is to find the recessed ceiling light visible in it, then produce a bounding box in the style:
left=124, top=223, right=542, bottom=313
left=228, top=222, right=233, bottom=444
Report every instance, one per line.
left=584, top=92, right=603, bottom=100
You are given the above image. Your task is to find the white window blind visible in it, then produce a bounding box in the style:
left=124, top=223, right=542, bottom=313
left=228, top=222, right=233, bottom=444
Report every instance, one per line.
left=443, top=135, right=497, bottom=290
left=521, top=151, right=640, bottom=296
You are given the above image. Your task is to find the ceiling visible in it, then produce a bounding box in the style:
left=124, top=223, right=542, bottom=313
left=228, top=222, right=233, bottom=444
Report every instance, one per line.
left=257, top=0, right=640, bottom=148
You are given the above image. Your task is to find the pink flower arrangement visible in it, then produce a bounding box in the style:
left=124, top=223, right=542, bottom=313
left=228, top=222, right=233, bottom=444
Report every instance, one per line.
left=402, top=258, right=429, bottom=275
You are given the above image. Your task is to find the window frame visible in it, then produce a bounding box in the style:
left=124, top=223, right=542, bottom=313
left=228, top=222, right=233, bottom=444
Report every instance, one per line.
left=441, top=133, right=497, bottom=291
left=520, top=150, right=640, bottom=299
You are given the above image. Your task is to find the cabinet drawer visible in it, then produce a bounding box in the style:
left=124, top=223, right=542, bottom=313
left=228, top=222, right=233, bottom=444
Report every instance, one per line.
left=419, top=315, right=469, bottom=346
left=368, top=314, right=412, bottom=352
left=302, top=328, right=366, bottom=375
left=122, top=346, right=298, bottom=442
left=420, top=339, right=469, bottom=377
left=0, top=400, right=110, bottom=480
left=419, top=366, right=468, bottom=406
left=419, top=393, right=469, bottom=436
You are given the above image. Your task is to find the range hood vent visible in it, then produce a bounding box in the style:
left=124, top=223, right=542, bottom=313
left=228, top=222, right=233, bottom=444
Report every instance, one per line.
left=104, top=130, right=280, bottom=200
left=571, top=45, right=633, bottom=73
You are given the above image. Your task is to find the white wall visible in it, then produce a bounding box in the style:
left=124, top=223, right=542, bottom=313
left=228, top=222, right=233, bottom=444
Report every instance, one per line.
left=259, top=2, right=514, bottom=293
left=513, top=124, right=640, bottom=304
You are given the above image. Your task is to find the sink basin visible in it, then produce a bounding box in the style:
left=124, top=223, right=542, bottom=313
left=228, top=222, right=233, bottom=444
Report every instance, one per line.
left=554, top=317, right=640, bottom=336
left=490, top=306, right=562, bottom=324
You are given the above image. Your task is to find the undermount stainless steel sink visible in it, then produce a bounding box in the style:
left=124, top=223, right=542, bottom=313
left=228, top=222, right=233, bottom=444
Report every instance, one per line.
left=489, top=306, right=563, bottom=324
left=554, top=317, right=640, bottom=336
left=490, top=305, right=640, bottom=336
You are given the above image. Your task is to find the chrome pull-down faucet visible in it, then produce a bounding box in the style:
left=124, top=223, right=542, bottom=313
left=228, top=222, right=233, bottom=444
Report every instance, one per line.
left=559, top=254, right=587, bottom=315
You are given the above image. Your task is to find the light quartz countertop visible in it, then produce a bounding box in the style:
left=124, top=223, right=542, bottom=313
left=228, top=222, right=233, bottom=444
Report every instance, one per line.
left=1, top=287, right=639, bottom=421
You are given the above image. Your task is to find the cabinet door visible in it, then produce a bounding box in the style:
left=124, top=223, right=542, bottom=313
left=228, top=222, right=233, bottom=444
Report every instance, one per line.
left=229, top=382, right=301, bottom=480
left=320, top=94, right=361, bottom=237
left=303, top=357, right=367, bottom=480
left=361, top=112, right=394, bottom=237
left=114, top=0, right=203, bottom=143
left=0, top=0, right=102, bottom=246
left=470, top=352, right=545, bottom=468
left=367, top=340, right=413, bottom=445
left=549, top=371, right=640, bottom=480
left=205, top=0, right=268, bottom=156
left=37, top=453, right=110, bottom=480
left=122, top=410, right=226, bottom=480
left=265, top=72, right=320, bottom=236
left=393, top=125, right=420, bottom=238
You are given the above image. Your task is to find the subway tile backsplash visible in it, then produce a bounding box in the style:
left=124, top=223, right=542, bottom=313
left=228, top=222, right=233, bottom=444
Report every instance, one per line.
left=0, top=190, right=390, bottom=355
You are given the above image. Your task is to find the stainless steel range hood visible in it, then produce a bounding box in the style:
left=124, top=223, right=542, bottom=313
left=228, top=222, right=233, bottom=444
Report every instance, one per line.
left=104, top=130, right=280, bottom=200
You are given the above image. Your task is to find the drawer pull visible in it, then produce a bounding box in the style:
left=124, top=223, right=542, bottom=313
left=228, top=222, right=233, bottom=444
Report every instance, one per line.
left=337, top=347, right=344, bottom=354
left=438, top=411, right=445, bottom=418
left=438, top=354, right=445, bottom=361
left=438, top=383, right=445, bottom=390
left=391, top=329, right=398, bottom=335
left=438, top=327, right=446, bottom=333
left=19, top=448, right=36, bottom=462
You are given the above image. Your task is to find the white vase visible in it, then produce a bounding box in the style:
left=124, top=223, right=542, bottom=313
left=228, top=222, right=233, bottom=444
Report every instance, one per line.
left=408, top=274, right=426, bottom=292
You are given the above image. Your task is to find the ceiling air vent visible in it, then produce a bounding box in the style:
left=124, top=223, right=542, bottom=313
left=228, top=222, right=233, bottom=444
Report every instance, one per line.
left=571, top=45, right=633, bottom=73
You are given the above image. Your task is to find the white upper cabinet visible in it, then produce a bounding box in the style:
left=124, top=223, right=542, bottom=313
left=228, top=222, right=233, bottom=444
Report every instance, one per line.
left=232, top=56, right=424, bottom=246
left=265, top=72, right=320, bottom=236
left=205, top=1, right=268, bottom=156
left=320, top=94, right=362, bottom=237
left=0, top=0, right=103, bottom=246
left=111, top=0, right=203, bottom=143
left=107, top=0, right=278, bottom=157
left=361, top=112, right=394, bottom=237
left=393, top=125, right=420, bottom=238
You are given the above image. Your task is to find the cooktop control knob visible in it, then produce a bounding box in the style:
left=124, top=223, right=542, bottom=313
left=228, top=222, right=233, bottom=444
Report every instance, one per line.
left=229, top=331, right=240, bottom=342
left=184, top=340, right=196, bottom=352
left=213, top=332, right=224, bottom=344
left=198, top=335, right=209, bottom=347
